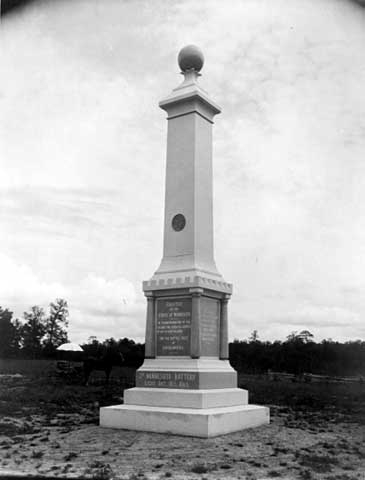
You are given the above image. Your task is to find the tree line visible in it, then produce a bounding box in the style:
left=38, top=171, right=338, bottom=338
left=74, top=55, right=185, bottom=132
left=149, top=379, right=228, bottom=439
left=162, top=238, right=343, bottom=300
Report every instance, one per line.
left=0, top=299, right=69, bottom=358
left=82, top=336, right=144, bottom=368
left=0, top=301, right=144, bottom=367
left=1, top=304, right=365, bottom=375
left=229, top=330, right=365, bottom=376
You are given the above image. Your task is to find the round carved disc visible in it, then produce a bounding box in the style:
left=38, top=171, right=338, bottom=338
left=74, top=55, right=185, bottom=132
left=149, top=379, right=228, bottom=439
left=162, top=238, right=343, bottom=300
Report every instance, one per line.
left=172, top=214, right=186, bottom=232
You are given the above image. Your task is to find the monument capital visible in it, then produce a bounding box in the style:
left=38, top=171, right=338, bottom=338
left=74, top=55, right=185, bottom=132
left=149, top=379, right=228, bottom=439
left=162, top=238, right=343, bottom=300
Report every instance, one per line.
left=178, top=45, right=204, bottom=73
left=159, top=45, right=221, bottom=124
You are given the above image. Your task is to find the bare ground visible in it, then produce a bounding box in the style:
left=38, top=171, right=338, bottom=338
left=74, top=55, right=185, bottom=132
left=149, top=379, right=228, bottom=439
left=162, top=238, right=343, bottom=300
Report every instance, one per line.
left=0, top=367, right=365, bottom=480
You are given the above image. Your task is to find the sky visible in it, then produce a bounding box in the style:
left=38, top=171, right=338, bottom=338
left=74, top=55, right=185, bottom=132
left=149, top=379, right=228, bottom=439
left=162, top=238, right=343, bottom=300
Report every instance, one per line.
left=1, top=0, right=365, bottom=344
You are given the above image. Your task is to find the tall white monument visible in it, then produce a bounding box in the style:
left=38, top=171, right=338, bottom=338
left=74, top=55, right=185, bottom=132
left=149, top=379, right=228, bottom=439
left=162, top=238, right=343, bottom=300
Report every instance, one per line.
left=100, top=45, right=269, bottom=437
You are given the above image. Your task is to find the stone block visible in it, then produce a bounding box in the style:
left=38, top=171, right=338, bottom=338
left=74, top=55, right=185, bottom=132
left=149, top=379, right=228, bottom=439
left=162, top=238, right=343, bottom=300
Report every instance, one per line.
left=136, top=369, right=237, bottom=389
left=100, top=404, right=270, bottom=438
left=124, top=387, right=248, bottom=409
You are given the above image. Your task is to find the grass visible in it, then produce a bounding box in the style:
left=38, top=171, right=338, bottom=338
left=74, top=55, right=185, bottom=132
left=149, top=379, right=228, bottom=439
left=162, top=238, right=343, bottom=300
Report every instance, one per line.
left=31, top=450, right=44, bottom=459
left=0, top=357, right=136, bottom=382
left=0, top=358, right=56, bottom=375
left=1, top=364, right=365, bottom=479
left=2, top=368, right=363, bottom=436
left=268, top=470, right=282, bottom=477
left=64, top=451, right=78, bottom=461
left=299, top=469, right=314, bottom=480
left=85, top=460, right=115, bottom=480
left=298, top=454, right=339, bottom=473
left=1, top=359, right=364, bottom=423
left=238, top=373, right=365, bottom=423
left=0, top=369, right=130, bottom=432
left=191, top=464, right=209, bottom=474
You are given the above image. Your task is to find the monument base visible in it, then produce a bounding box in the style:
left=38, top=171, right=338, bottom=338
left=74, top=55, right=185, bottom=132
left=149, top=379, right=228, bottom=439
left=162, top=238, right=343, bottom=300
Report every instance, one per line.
left=100, top=403, right=269, bottom=438
left=99, top=360, right=270, bottom=437
left=124, top=387, right=248, bottom=408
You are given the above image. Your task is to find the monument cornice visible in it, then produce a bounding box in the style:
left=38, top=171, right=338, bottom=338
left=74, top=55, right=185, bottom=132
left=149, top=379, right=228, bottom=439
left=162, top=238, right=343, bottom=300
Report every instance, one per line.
left=142, top=273, right=233, bottom=294
left=159, top=90, right=221, bottom=119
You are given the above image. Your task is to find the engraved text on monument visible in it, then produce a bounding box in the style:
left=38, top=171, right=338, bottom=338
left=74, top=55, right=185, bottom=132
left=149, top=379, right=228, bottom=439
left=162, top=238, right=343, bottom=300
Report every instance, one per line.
left=156, top=298, right=192, bottom=356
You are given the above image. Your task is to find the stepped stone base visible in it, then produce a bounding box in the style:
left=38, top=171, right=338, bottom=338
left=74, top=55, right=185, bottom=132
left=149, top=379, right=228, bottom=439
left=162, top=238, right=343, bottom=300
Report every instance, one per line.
left=124, top=387, right=248, bottom=409
left=100, top=360, right=270, bottom=437
left=136, top=370, right=237, bottom=389
left=100, top=403, right=269, bottom=438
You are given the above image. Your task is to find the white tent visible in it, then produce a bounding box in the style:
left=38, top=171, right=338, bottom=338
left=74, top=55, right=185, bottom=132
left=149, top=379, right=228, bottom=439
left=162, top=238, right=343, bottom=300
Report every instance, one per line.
left=56, top=342, right=84, bottom=352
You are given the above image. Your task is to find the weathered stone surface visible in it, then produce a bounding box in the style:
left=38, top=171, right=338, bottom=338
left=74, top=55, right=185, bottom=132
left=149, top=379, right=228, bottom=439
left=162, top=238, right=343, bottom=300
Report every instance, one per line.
left=136, top=370, right=237, bottom=389
left=124, top=387, right=248, bottom=409
left=100, top=404, right=269, bottom=438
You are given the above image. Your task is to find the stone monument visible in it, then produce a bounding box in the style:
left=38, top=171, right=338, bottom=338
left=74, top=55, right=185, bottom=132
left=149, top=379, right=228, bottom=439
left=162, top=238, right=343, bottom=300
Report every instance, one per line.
left=100, top=45, right=269, bottom=437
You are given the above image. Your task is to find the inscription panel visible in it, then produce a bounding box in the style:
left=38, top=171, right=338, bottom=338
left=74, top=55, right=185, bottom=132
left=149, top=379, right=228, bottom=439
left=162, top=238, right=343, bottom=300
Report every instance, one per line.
left=200, top=297, right=220, bottom=356
left=136, top=371, right=199, bottom=389
left=156, top=298, right=192, bottom=356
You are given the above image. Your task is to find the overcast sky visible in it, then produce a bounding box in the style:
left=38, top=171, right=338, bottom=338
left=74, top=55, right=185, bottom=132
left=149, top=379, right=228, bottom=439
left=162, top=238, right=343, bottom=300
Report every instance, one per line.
left=1, top=0, right=365, bottom=344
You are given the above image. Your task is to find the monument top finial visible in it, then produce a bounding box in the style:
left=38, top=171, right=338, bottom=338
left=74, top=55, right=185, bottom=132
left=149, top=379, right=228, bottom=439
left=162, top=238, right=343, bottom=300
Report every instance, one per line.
left=178, top=45, right=204, bottom=73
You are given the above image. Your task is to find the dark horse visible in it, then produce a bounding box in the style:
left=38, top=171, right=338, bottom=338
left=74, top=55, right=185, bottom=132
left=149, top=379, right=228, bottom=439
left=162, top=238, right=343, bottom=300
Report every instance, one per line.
left=83, top=350, right=124, bottom=385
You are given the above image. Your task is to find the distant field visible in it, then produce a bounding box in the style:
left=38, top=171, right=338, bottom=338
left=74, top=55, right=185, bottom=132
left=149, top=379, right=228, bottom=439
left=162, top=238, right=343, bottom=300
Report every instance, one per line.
left=0, top=358, right=56, bottom=375
left=0, top=358, right=136, bottom=385
left=1, top=359, right=364, bottom=420
left=238, top=373, right=365, bottom=425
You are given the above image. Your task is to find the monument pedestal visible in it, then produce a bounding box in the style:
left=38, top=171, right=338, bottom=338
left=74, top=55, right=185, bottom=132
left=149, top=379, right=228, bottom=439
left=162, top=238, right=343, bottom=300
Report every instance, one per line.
left=100, top=46, right=269, bottom=437
left=100, top=360, right=269, bottom=438
left=100, top=403, right=269, bottom=438
left=100, top=356, right=269, bottom=437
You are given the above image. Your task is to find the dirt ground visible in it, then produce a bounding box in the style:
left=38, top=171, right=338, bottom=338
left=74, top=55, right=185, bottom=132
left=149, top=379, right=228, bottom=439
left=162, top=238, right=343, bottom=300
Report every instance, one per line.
left=0, top=366, right=365, bottom=480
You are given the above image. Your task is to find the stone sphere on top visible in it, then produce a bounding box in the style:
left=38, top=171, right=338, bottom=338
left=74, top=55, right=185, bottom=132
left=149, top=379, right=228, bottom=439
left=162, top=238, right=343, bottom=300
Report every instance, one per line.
left=178, top=45, right=204, bottom=73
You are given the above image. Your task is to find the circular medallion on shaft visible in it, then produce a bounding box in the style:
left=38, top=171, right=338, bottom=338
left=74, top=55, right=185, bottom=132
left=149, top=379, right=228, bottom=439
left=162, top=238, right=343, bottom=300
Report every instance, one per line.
left=172, top=214, right=186, bottom=232
left=178, top=45, right=204, bottom=73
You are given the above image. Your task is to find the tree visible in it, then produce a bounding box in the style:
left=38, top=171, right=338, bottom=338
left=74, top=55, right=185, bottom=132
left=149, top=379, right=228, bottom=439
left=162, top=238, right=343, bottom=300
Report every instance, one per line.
left=298, top=330, right=314, bottom=343
left=22, top=306, right=46, bottom=358
left=82, top=336, right=102, bottom=357
left=286, top=330, right=314, bottom=344
left=43, top=298, right=69, bottom=354
left=12, top=318, right=23, bottom=354
left=286, top=331, right=298, bottom=342
left=0, top=307, right=21, bottom=357
left=249, top=330, right=259, bottom=343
